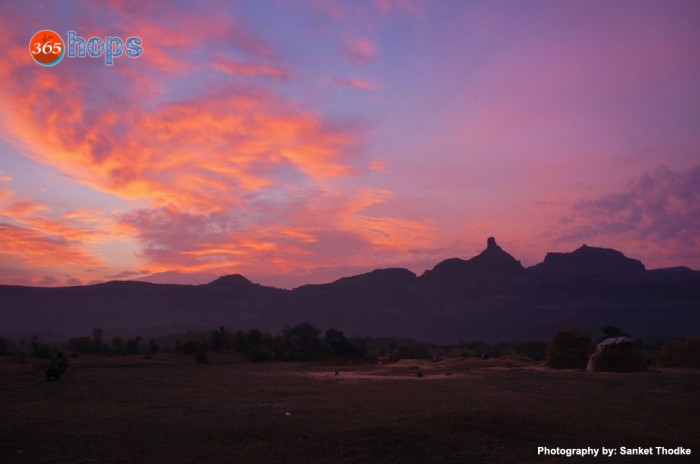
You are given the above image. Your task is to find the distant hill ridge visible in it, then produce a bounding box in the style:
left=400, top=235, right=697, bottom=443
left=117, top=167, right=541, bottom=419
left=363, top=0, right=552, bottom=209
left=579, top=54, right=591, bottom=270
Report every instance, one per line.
left=530, top=244, right=646, bottom=278
left=1, top=237, right=699, bottom=343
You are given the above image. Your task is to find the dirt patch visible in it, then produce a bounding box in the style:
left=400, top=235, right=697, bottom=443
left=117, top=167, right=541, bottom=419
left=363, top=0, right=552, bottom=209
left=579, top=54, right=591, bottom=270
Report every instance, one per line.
left=1, top=356, right=699, bottom=463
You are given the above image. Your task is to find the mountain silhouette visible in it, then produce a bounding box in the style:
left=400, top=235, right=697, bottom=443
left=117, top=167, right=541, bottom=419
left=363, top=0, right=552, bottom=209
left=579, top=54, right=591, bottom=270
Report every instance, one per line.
left=206, top=274, right=257, bottom=288
left=531, top=244, right=646, bottom=280
left=1, top=238, right=698, bottom=342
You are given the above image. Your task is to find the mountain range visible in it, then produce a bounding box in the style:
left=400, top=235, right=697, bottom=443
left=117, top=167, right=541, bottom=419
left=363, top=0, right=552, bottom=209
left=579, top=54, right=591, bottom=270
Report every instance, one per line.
left=1, top=238, right=699, bottom=343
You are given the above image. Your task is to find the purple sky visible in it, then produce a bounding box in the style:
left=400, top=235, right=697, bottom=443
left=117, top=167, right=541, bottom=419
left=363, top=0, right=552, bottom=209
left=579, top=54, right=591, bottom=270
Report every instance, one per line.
left=1, top=0, right=699, bottom=288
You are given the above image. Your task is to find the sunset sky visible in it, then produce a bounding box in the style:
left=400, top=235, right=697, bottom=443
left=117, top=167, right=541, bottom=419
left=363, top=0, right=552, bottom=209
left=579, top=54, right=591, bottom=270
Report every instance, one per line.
left=1, top=0, right=699, bottom=288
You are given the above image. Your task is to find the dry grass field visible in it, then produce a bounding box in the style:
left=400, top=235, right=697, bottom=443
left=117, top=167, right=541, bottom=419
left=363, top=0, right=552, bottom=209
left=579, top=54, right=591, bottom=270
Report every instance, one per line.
left=2, top=354, right=699, bottom=463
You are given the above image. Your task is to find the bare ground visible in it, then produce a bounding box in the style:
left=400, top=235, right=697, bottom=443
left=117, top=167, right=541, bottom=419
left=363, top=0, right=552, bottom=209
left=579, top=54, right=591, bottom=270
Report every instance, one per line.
left=1, top=355, right=699, bottom=463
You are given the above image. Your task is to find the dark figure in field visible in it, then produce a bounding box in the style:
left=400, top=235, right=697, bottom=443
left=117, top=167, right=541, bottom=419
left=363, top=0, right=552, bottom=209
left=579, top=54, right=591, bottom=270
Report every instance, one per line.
left=46, top=352, right=68, bottom=381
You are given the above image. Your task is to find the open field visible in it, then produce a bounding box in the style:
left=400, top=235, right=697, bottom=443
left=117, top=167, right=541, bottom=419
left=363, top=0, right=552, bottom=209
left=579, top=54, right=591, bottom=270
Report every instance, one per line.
left=2, top=355, right=699, bottom=463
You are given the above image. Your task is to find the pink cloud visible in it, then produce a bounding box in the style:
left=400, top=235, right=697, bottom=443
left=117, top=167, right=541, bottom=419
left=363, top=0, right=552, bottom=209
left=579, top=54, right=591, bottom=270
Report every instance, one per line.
left=312, top=0, right=347, bottom=22
left=375, top=0, right=425, bottom=17
left=336, top=77, right=383, bottom=91
left=213, top=59, right=291, bottom=79
left=344, top=37, right=377, bottom=63
left=552, top=165, right=700, bottom=269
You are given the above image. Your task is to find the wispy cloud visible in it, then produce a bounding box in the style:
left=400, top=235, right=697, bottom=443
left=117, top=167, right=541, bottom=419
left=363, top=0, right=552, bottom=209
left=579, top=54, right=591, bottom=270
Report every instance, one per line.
left=336, top=77, right=383, bottom=91
left=212, top=59, right=291, bottom=79
left=553, top=165, right=700, bottom=268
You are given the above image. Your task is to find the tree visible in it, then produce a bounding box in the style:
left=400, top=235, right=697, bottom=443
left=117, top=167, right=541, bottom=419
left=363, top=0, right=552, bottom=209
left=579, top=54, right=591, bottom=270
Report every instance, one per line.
left=281, top=323, right=326, bottom=361
left=325, top=328, right=365, bottom=358
left=147, top=339, right=160, bottom=356
left=248, top=329, right=262, bottom=346
left=30, top=335, right=52, bottom=358
left=92, top=327, right=105, bottom=352
left=67, top=336, right=94, bottom=355
left=124, top=336, right=142, bottom=355
left=112, top=336, right=126, bottom=355
left=0, top=337, right=9, bottom=356
left=211, top=326, right=229, bottom=351
left=176, top=339, right=206, bottom=355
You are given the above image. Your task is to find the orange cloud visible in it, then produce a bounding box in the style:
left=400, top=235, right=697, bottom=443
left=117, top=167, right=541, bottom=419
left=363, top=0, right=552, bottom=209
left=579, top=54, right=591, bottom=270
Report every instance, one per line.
left=368, top=160, right=386, bottom=171
left=1, top=66, right=356, bottom=212
left=0, top=180, right=141, bottom=285
left=0, top=223, right=102, bottom=267
left=0, top=3, right=358, bottom=215
left=0, top=184, right=15, bottom=203
left=119, top=182, right=438, bottom=287
left=0, top=2, right=438, bottom=287
left=321, top=187, right=437, bottom=252
left=4, top=200, right=49, bottom=217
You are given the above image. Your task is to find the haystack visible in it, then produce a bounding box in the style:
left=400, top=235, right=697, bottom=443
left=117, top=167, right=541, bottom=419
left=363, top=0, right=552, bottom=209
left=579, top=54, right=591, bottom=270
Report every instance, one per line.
left=657, top=337, right=700, bottom=368
left=587, top=337, right=646, bottom=372
left=545, top=327, right=593, bottom=369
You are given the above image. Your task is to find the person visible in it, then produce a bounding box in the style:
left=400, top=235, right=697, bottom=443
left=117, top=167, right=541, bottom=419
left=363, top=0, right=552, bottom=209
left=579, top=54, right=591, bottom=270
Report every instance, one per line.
left=46, top=352, right=68, bottom=381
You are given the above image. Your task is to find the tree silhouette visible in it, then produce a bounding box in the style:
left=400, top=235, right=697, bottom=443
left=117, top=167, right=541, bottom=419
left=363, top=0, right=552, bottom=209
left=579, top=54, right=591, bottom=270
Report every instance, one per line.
left=281, top=323, right=325, bottom=361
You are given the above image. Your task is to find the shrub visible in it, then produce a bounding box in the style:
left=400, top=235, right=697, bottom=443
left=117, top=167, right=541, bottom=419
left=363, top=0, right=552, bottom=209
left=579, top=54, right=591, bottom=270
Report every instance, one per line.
left=545, top=327, right=593, bottom=369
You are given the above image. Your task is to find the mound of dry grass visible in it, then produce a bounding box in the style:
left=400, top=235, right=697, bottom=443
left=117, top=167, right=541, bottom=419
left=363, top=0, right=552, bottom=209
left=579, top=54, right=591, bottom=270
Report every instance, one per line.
left=545, top=327, right=593, bottom=369
left=657, top=337, right=700, bottom=368
left=590, top=341, right=646, bottom=372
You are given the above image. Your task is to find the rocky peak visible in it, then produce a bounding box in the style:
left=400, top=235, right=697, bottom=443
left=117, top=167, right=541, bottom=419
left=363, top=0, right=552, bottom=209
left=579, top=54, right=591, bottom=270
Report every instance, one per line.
left=425, top=237, right=524, bottom=279
left=486, top=236, right=499, bottom=250
left=470, top=237, right=524, bottom=273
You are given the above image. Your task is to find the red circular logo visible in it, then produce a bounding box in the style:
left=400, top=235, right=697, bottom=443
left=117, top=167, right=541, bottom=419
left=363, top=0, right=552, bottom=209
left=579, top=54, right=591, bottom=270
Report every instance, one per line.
left=29, top=30, right=65, bottom=66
